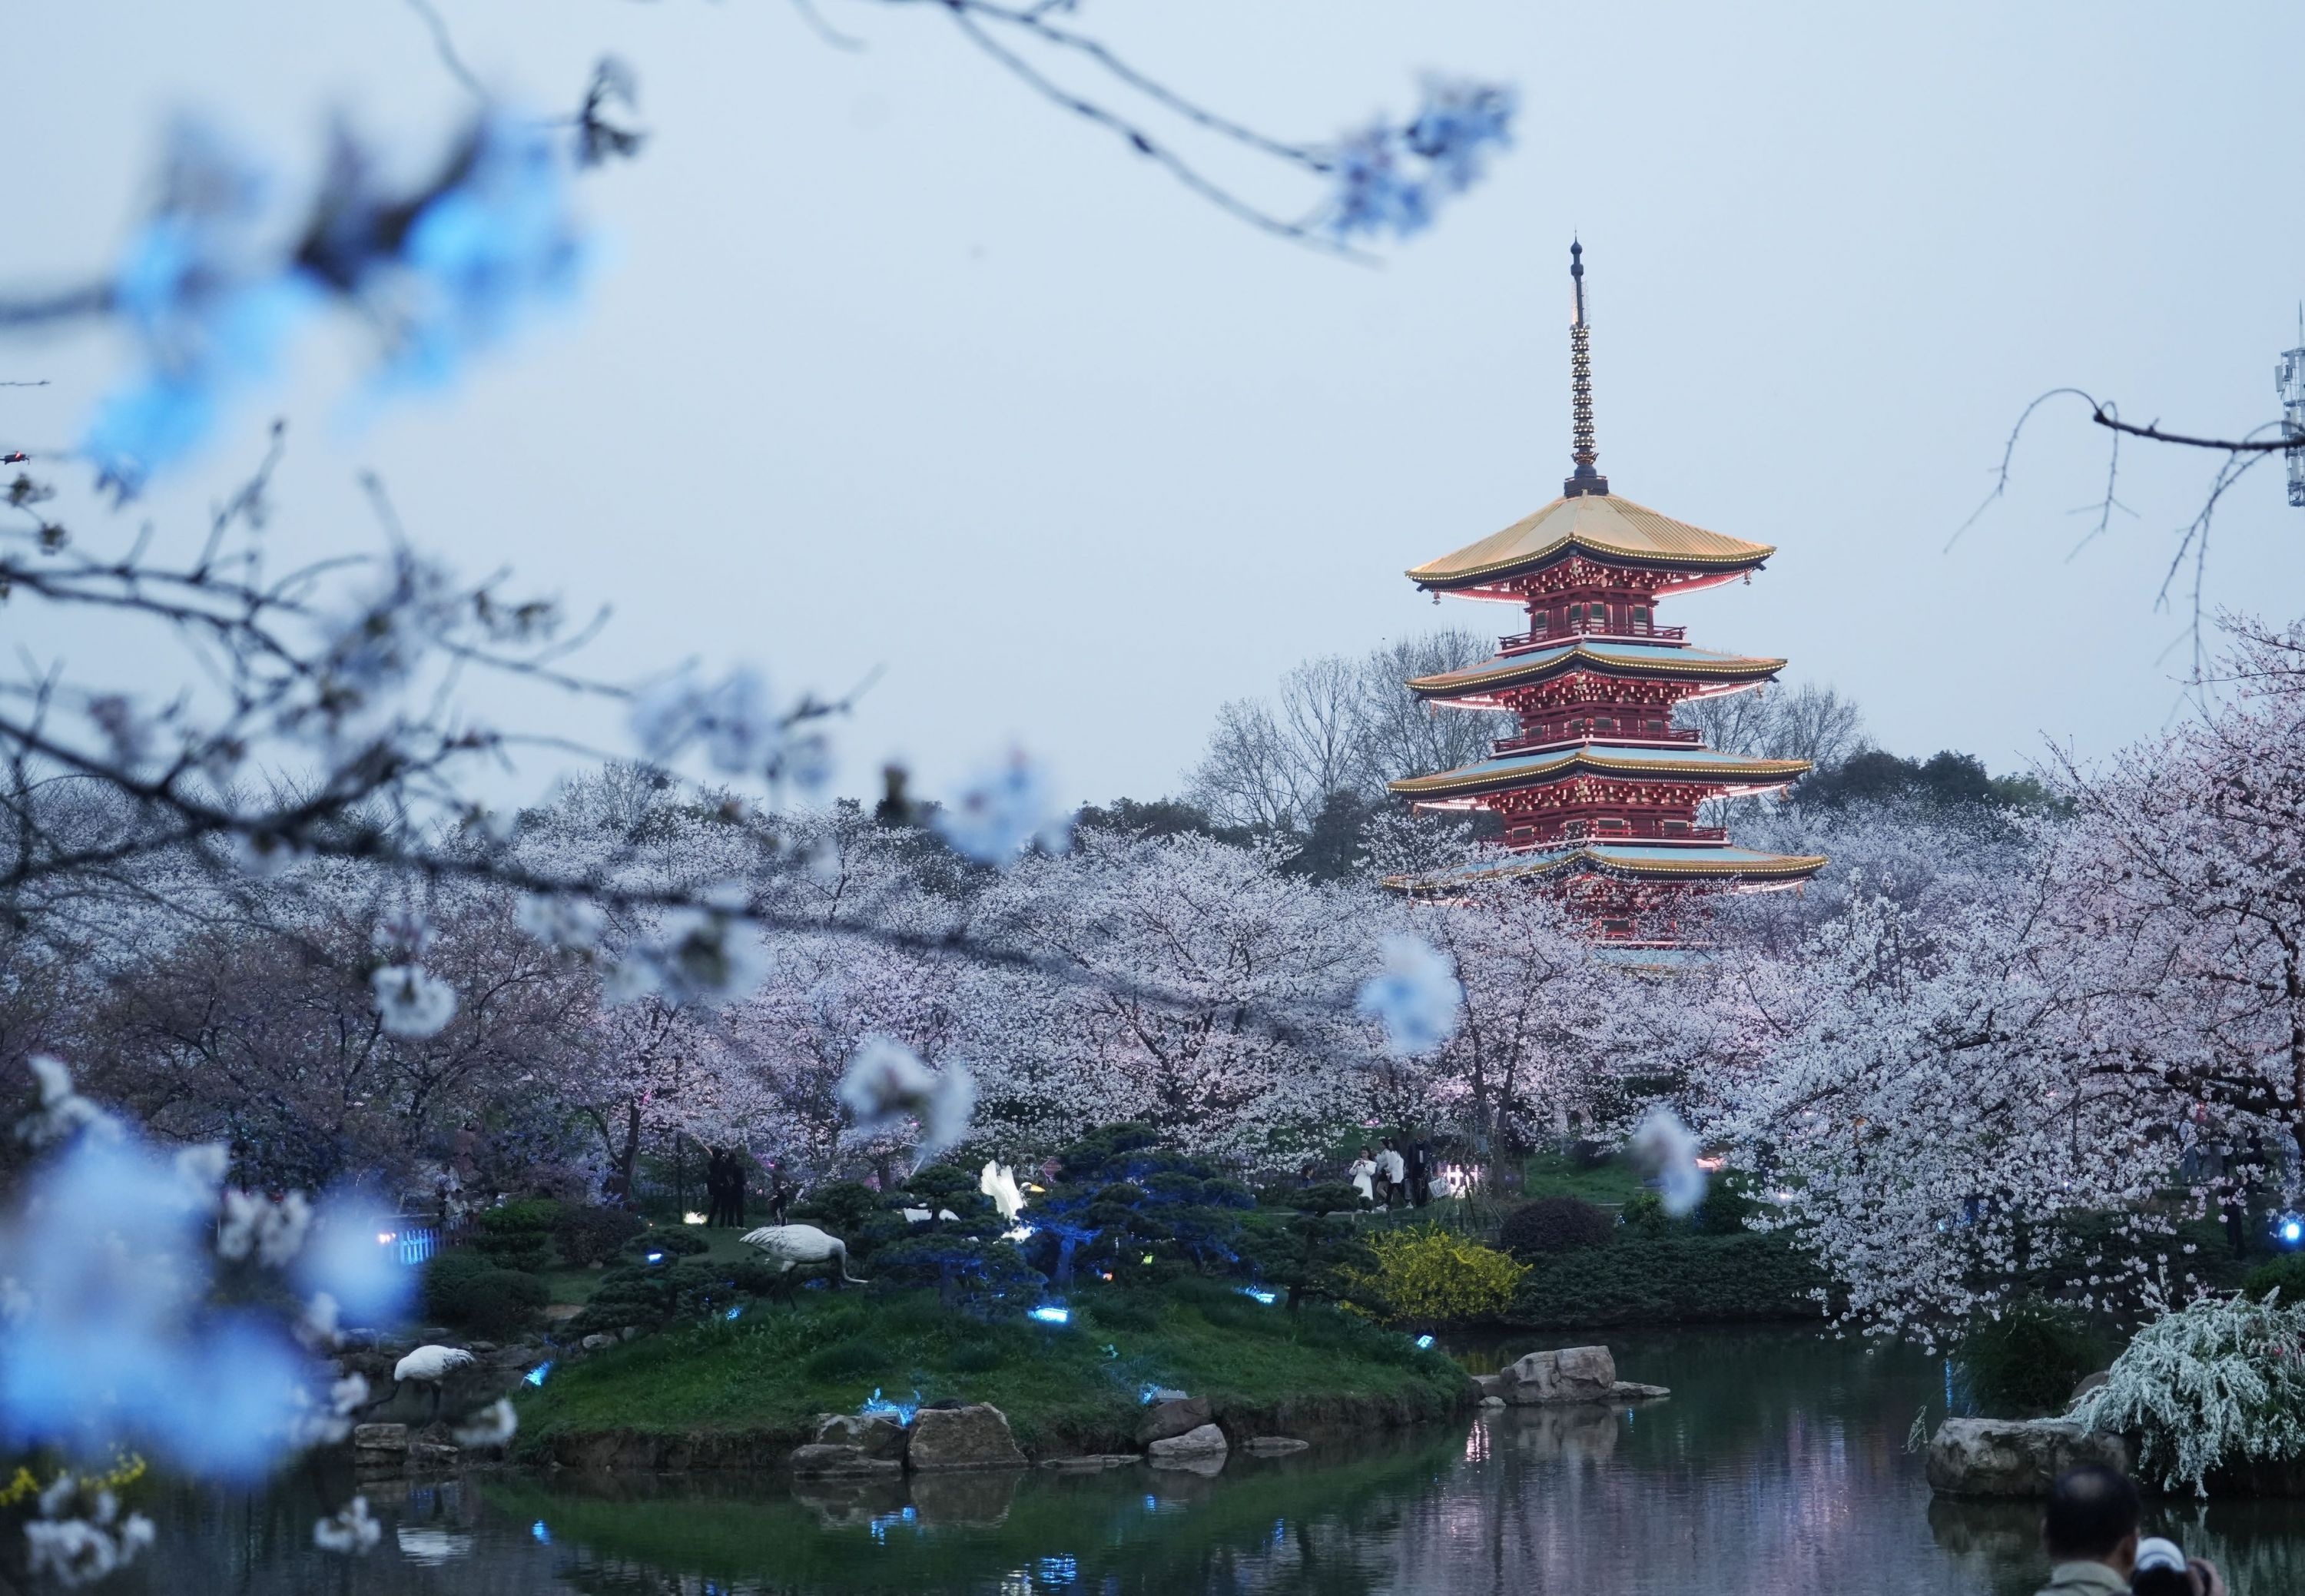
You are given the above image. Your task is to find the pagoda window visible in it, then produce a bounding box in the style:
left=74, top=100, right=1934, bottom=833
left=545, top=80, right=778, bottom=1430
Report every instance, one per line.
left=1594, top=816, right=1628, bottom=833
left=1644, top=718, right=1665, bottom=735
left=1631, top=604, right=1651, bottom=634
left=1661, top=818, right=1690, bottom=836
left=1600, top=918, right=1633, bottom=939
left=1567, top=602, right=1586, bottom=628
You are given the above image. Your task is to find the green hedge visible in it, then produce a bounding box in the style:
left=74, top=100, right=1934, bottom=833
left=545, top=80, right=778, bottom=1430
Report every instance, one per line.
left=422, top=1249, right=549, bottom=1338
left=1507, top=1231, right=1828, bottom=1328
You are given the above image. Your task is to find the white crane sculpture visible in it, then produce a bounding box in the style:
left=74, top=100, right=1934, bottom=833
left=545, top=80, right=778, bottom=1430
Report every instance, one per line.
left=979, top=1162, right=1027, bottom=1226
left=388, top=1344, right=476, bottom=1419
left=741, top=1223, right=870, bottom=1287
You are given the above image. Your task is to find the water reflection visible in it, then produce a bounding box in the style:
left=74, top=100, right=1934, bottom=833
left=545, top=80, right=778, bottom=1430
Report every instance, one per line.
left=56, top=1327, right=2305, bottom=1594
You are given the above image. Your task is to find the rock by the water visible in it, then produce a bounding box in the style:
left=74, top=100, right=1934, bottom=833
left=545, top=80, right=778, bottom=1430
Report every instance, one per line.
left=2071, top=1371, right=2111, bottom=1403
left=1614, top=1382, right=1671, bottom=1400
left=406, top=1441, right=459, bottom=1468
left=789, top=1442, right=902, bottom=1479
left=580, top=1332, right=615, bottom=1352
left=1242, top=1436, right=1308, bottom=1456
left=815, top=1412, right=907, bottom=1462
left=1040, top=1455, right=1139, bottom=1470
left=1137, top=1396, right=1215, bottom=1445
left=351, top=1422, right=409, bottom=1453
left=1925, top=1418, right=2129, bottom=1498
left=1469, top=1373, right=1506, bottom=1398
left=1503, top=1345, right=1618, bottom=1404
left=1479, top=1395, right=1506, bottom=1409
left=1147, top=1423, right=1229, bottom=1458
left=907, top=1403, right=1028, bottom=1472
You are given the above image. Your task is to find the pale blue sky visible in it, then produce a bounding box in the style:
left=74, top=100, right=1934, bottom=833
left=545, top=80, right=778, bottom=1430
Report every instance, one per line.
left=6, top=1, right=2303, bottom=811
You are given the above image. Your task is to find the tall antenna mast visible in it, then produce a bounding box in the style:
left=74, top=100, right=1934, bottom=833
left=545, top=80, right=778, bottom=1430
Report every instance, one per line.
left=1564, top=239, right=1609, bottom=498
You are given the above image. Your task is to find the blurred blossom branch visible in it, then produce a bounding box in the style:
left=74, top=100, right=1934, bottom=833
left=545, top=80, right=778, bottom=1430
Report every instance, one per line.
left=815, top=0, right=1515, bottom=252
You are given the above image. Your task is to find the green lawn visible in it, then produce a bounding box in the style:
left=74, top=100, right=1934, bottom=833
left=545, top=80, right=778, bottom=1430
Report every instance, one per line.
left=1519, top=1151, right=1647, bottom=1207
left=515, top=1276, right=1470, bottom=1458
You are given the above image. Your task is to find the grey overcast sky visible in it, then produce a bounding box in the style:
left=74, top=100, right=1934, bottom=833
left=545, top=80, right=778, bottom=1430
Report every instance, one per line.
left=6, top=1, right=2304, bottom=812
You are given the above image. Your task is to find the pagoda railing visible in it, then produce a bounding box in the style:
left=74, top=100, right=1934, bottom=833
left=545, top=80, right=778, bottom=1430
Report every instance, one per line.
left=1494, top=727, right=1704, bottom=755
left=1548, top=822, right=1730, bottom=844
left=1499, top=618, right=1686, bottom=653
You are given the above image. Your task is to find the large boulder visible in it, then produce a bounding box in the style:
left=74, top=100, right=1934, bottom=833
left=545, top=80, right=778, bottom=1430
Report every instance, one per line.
left=814, top=1412, right=908, bottom=1462
left=1925, top=1418, right=2130, bottom=1498
left=351, top=1422, right=409, bottom=1455
left=1146, top=1422, right=1229, bottom=1459
left=1503, top=1345, right=1618, bottom=1404
left=907, top=1404, right=1028, bottom=1472
left=1136, top=1396, right=1215, bottom=1446
left=789, top=1442, right=900, bottom=1479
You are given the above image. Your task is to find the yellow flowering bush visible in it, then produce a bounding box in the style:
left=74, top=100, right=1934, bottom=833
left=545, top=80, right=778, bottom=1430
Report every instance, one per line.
left=1342, top=1223, right=1528, bottom=1326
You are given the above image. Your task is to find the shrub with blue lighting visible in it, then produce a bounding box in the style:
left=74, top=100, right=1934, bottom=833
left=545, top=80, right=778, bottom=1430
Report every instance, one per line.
left=1026, top=1123, right=1256, bottom=1286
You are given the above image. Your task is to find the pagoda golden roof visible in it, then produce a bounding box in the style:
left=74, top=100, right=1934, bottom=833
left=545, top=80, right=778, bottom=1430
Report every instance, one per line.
left=1406, top=492, right=1773, bottom=591
left=1408, top=640, right=1786, bottom=701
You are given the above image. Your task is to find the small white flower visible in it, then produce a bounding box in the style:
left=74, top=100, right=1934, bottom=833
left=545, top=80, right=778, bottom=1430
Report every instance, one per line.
left=217, top=1189, right=313, bottom=1266
left=18, top=1054, right=114, bottom=1146
left=1355, top=936, right=1464, bottom=1058
left=1631, top=1106, right=1708, bottom=1219
left=313, top=1496, right=380, bottom=1555
left=371, top=964, right=459, bottom=1038
left=516, top=892, right=605, bottom=952
left=173, top=1141, right=230, bottom=1195
left=627, top=667, right=708, bottom=762
left=85, top=693, right=155, bottom=770
left=23, top=1478, right=155, bottom=1587
left=701, top=666, right=776, bottom=774
left=371, top=907, right=436, bottom=961
left=930, top=749, right=1071, bottom=867
left=452, top=1397, right=518, bottom=1448
left=605, top=910, right=767, bottom=1008
left=780, top=730, right=834, bottom=792
left=224, top=828, right=309, bottom=878
left=837, top=1039, right=974, bottom=1158
left=838, top=1037, right=937, bottom=1127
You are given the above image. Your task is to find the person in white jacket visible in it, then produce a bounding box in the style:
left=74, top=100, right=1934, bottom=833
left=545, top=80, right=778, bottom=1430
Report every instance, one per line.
left=1378, top=1140, right=1408, bottom=1209
left=1348, top=1146, right=1378, bottom=1204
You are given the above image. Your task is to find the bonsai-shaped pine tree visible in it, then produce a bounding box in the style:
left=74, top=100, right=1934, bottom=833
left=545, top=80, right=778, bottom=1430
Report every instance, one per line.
left=868, top=1162, right=1041, bottom=1312
left=1028, top=1124, right=1257, bottom=1286
left=1248, top=1181, right=1370, bottom=1311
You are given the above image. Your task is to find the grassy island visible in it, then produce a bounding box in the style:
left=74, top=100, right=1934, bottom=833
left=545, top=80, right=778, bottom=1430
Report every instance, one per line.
left=516, top=1276, right=1472, bottom=1464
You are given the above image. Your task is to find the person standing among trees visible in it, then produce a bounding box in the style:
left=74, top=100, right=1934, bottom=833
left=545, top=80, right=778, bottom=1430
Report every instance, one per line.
left=1405, top=1136, right=1431, bottom=1207
left=1378, top=1138, right=1407, bottom=1211
left=703, top=1147, right=731, bottom=1227
left=1348, top=1146, right=1378, bottom=1205
left=724, top=1149, right=747, bottom=1229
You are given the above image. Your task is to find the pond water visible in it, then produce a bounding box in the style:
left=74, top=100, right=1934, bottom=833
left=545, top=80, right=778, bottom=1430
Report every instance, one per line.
left=82, top=1327, right=2305, bottom=1594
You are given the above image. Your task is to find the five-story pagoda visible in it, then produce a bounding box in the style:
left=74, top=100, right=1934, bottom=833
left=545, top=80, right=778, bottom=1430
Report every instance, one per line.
left=1388, top=242, right=1823, bottom=943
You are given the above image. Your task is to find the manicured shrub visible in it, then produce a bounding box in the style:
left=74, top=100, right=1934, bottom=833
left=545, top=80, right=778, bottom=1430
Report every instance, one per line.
left=1342, top=1223, right=1527, bottom=1326
left=556, top=1206, right=646, bottom=1267
left=1618, top=1190, right=1668, bottom=1230
left=470, top=1199, right=562, bottom=1272
left=1693, top=1176, right=1761, bottom=1236
left=1958, top=1299, right=2105, bottom=1416
left=1500, top=1196, right=1614, bottom=1259
left=569, top=1260, right=738, bottom=1337
left=627, top=1227, right=709, bottom=1259
left=421, top=1249, right=549, bottom=1338
left=2242, top=1253, right=2305, bottom=1304
left=1507, top=1232, right=1829, bottom=1328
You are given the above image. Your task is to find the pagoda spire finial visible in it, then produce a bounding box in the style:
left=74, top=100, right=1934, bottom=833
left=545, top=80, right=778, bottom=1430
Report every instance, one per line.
left=1564, top=237, right=1609, bottom=498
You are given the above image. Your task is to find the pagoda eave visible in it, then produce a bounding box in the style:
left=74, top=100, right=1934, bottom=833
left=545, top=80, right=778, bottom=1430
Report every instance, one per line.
left=1407, top=642, right=1788, bottom=702
left=1385, top=843, right=1828, bottom=895
left=1388, top=746, right=1813, bottom=802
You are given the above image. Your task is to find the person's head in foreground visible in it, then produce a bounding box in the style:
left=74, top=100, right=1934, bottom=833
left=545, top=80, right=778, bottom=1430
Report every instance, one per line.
left=2041, top=1464, right=2138, bottom=1579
